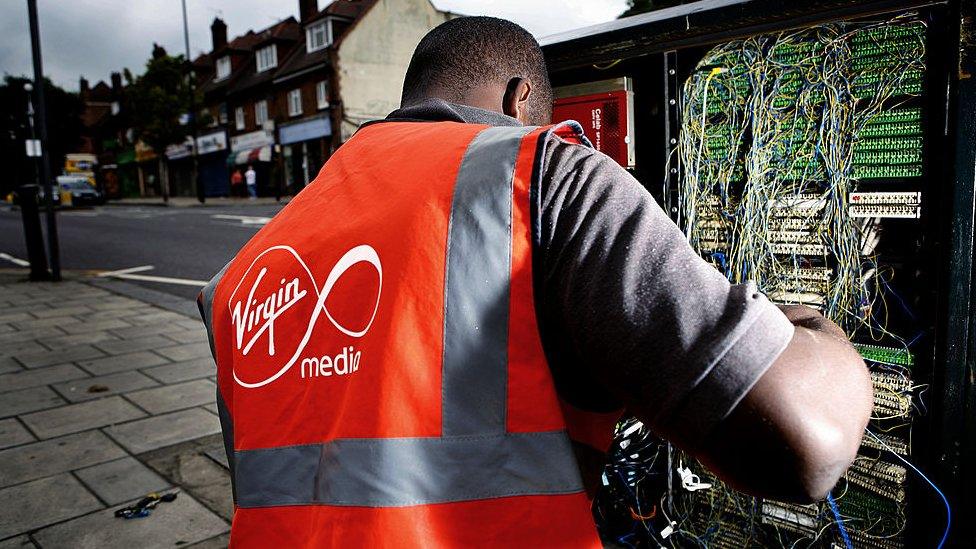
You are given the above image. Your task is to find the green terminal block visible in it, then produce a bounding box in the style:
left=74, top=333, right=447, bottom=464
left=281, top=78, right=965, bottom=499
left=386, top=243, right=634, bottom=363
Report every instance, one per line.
left=854, top=343, right=915, bottom=368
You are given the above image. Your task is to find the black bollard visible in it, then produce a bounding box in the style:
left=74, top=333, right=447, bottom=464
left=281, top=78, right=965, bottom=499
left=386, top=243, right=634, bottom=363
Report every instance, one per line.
left=17, top=184, right=51, bottom=281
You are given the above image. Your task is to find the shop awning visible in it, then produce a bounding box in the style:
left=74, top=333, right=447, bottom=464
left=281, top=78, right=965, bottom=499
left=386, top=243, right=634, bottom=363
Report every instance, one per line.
left=231, top=146, right=272, bottom=165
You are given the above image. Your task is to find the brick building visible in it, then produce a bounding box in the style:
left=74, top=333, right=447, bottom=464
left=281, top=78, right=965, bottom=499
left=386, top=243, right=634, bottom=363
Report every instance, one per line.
left=186, top=0, right=453, bottom=198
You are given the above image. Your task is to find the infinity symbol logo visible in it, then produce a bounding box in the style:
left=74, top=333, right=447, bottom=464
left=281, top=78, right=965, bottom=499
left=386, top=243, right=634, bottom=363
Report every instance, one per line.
left=227, top=244, right=382, bottom=388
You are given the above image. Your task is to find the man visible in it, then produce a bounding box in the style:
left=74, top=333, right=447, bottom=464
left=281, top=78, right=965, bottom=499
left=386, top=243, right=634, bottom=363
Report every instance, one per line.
left=199, top=16, right=872, bottom=547
left=230, top=168, right=244, bottom=197
left=244, top=164, right=256, bottom=199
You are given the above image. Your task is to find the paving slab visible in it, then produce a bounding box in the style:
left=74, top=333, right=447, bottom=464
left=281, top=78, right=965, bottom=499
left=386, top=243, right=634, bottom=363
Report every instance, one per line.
left=202, top=445, right=230, bottom=470
left=75, top=457, right=171, bottom=505
left=0, top=356, right=23, bottom=374
left=0, top=535, right=33, bottom=549
left=0, top=326, right=64, bottom=345
left=187, top=533, right=231, bottom=548
left=30, top=305, right=93, bottom=319
left=0, top=386, right=66, bottom=417
left=0, top=341, right=46, bottom=359
left=32, top=491, right=227, bottom=549
left=88, top=297, right=146, bottom=311
left=13, top=344, right=105, bottom=369
left=76, top=351, right=170, bottom=376
left=0, top=312, right=32, bottom=324
left=141, top=357, right=215, bottom=384
left=175, top=319, right=205, bottom=331
left=42, top=330, right=121, bottom=351
left=94, top=335, right=176, bottom=356
left=126, top=379, right=216, bottom=415
left=52, top=370, right=159, bottom=403
left=105, top=408, right=221, bottom=454
left=142, top=435, right=234, bottom=521
left=60, top=318, right=133, bottom=335
left=73, top=306, right=156, bottom=322
left=109, top=322, right=186, bottom=340
left=0, top=427, right=127, bottom=487
left=155, top=342, right=212, bottom=362
left=0, top=419, right=34, bottom=450
left=0, top=364, right=89, bottom=396
left=21, top=396, right=146, bottom=439
left=162, top=329, right=210, bottom=344
left=0, top=365, right=89, bottom=396
left=0, top=473, right=103, bottom=539
left=11, top=316, right=82, bottom=331
left=126, top=311, right=191, bottom=326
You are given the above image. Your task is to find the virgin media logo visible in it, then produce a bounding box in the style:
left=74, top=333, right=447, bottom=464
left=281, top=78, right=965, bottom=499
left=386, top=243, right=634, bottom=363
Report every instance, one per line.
left=227, top=244, right=382, bottom=388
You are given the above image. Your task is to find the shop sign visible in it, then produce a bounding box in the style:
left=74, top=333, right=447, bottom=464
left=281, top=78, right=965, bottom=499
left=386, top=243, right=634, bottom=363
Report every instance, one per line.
left=279, top=115, right=332, bottom=146
left=196, top=131, right=227, bottom=155
left=231, top=128, right=275, bottom=152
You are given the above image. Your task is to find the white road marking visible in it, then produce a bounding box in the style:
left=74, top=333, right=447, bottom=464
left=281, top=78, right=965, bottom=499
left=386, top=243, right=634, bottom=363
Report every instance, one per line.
left=97, top=264, right=208, bottom=287
left=212, top=214, right=272, bottom=226
left=108, top=273, right=208, bottom=287
left=97, top=265, right=155, bottom=277
left=0, top=253, right=30, bottom=267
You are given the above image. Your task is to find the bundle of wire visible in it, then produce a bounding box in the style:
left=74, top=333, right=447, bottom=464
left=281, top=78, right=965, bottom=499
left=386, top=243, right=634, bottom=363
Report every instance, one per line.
left=594, top=13, right=938, bottom=549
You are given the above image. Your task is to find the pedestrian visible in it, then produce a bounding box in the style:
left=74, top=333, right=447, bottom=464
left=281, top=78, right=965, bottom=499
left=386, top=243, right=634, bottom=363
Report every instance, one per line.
left=231, top=168, right=244, bottom=197
left=244, top=164, right=256, bottom=199
left=198, top=16, right=871, bottom=548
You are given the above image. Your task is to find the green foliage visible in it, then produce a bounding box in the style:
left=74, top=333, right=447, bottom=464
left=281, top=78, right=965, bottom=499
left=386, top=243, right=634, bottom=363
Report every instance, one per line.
left=124, top=47, right=200, bottom=153
left=619, top=0, right=687, bottom=18
left=0, top=75, right=82, bottom=195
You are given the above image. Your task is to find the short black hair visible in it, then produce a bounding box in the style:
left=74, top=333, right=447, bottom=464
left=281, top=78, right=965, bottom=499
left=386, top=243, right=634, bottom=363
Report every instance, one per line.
left=401, top=16, right=553, bottom=123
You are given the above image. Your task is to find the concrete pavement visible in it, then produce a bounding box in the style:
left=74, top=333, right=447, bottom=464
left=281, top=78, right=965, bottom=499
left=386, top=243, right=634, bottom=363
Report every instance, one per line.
left=0, top=270, right=231, bottom=548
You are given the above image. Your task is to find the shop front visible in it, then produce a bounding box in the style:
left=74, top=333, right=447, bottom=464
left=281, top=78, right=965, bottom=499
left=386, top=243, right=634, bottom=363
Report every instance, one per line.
left=115, top=149, right=139, bottom=198
left=165, top=138, right=195, bottom=197
left=196, top=130, right=230, bottom=197
left=135, top=142, right=160, bottom=197
left=229, top=127, right=276, bottom=197
left=279, top=114, right=332, bottom=194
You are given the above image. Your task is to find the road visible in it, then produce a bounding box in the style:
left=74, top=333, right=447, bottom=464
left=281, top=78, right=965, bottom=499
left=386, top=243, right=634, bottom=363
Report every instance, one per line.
left=0, top=204, right=285, bottom=301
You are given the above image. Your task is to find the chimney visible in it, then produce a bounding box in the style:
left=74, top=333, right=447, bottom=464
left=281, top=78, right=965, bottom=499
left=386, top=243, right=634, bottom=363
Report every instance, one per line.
left=211, top=17, right=227, bottom=50
left=110, top=72, right=122, bottom=92
left=79, top=77, right=90, bottom=100
left=299, top=0, right=318, bottom=22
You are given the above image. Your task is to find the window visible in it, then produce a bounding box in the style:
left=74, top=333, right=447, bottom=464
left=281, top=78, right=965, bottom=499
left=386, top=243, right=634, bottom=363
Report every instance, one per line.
left=316, top=81, right=329, bottom=109
left=216, top=56, right=231, bottom=80
left=235, top=106, right=245, bottom=130
left=288, top=89, right=303, bottom=117
left=255, top=100, right=269, bottom=126
left=306, top=20, right=332, bottom=52
left=256, top=45, right=277, bottom=72
left=218, top=103, right=228, bottom=124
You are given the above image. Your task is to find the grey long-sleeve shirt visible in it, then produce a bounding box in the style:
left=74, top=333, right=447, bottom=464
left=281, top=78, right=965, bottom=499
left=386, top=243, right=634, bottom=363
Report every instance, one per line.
left=383, top=100, right=794, bottom=442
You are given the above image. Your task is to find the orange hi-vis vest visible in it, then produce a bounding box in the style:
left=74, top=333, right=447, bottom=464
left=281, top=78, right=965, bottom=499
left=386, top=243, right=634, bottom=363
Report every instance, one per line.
left=199, top=120, right=622, bottom=547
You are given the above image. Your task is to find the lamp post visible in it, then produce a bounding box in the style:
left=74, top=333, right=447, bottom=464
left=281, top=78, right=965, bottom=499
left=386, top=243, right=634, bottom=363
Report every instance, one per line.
left=27, top=0, right=61, bottom=281
left=182, top=0, right=204, bottom=204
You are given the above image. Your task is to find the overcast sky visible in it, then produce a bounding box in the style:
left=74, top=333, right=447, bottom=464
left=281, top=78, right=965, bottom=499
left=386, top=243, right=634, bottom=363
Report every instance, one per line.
left=0, top=0, right=628, bottom=91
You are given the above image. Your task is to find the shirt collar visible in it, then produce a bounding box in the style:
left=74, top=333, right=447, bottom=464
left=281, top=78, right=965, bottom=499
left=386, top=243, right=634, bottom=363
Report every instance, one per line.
left=384, top=98, right=523, bottom=127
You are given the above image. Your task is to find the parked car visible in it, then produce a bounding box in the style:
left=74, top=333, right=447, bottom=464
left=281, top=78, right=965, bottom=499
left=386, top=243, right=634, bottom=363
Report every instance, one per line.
left=55, top=176, right=104, bottom=206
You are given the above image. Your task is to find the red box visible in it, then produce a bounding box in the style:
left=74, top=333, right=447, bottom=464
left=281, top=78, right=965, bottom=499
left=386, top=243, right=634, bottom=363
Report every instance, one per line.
left=552, top=78, right=635, bottom=168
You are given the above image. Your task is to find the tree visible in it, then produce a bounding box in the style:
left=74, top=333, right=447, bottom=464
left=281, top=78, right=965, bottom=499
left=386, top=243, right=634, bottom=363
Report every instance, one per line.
left=619, top=0, right=687, bottom=18
left=0, top=75, right=82, bottom=197
left=124, top=44, right=204, bottom=199
left=124, top=44, right=197, bottom=156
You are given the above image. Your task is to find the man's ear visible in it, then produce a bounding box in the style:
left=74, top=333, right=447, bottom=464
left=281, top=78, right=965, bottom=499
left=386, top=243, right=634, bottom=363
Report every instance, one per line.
left=503, top=78, right=533, bottom=124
